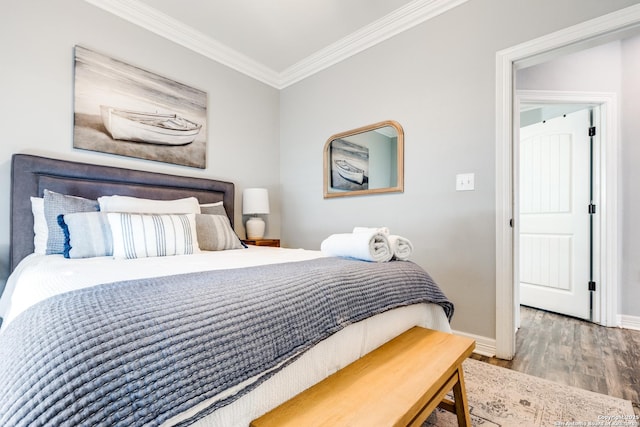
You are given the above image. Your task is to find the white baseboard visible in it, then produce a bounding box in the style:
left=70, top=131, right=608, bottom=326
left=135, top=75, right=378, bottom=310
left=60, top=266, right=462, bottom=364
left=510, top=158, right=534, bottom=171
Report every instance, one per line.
left=618, top=314, right=640, bottom=331
left=452, top=329, right=496, bottom=358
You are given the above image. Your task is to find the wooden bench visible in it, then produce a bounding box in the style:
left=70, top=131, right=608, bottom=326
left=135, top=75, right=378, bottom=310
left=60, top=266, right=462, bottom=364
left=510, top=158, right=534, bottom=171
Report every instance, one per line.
left=251, top=326, right=476, bottom=427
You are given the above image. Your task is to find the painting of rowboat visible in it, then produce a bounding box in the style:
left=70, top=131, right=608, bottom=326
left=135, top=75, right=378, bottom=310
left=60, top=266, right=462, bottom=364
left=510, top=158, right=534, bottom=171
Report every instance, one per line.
left=100, top=106, right=202, bottom=146
left=330, top=139, right=369, bottom=191
left=73, top=46, right=207, bottom=168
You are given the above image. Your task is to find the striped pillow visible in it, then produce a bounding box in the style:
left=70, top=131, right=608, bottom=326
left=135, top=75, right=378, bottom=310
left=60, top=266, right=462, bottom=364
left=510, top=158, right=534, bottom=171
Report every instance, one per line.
left=107, top=213, right=200, bottom=259
left=195, top=214, right=244, bottom=251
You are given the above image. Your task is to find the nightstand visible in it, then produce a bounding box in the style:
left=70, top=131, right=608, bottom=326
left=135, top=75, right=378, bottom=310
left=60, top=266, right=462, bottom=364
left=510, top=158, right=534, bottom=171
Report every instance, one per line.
left=242, top=239, right=280, bottom=247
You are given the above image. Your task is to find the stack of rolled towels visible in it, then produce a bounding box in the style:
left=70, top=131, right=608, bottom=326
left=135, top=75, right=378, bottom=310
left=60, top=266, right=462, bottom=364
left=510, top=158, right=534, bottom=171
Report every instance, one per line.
left=320, top=227, right=413, bottom=262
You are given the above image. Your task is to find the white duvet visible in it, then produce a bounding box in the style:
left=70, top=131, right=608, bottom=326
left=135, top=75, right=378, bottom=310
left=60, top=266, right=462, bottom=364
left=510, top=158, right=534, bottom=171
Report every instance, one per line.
left=0, top=246, right=451, bottom=426
left=0, top=246, right=324, bottom=332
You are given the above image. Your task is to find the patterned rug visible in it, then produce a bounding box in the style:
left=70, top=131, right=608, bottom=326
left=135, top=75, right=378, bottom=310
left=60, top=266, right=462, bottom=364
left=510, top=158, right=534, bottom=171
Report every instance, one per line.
left=424, top=358, right=637, bottom=427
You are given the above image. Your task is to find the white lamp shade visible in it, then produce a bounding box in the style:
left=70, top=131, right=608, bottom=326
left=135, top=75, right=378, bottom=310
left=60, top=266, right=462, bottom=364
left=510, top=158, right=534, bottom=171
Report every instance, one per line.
left=242, top=188, right=270, bottom=215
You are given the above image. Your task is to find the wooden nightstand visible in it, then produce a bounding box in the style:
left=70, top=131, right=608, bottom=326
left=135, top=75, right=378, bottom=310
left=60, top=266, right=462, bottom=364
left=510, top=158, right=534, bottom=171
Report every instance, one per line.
left=243, top=239, right=280, bottom=247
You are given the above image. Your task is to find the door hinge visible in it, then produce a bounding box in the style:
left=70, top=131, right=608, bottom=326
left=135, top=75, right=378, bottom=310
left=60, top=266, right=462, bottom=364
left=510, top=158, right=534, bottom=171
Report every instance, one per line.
left=588, top=281, right=596, bottom=291
left=588, top=203, right=596, bottom=214
left=589, top=126, right=596, bottom=137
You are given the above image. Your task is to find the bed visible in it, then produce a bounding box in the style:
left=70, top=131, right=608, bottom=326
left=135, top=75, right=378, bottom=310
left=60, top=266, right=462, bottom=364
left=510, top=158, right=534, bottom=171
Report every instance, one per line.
left=0, top=154, right=453, bottom=426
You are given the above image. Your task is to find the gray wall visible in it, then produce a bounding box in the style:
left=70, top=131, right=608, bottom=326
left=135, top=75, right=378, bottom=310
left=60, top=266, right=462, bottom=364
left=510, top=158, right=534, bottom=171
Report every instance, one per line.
left=517, top=36, right=640, bottom=318
left=0, top=1, right=281, bottom=293
left=279, top=0, right=640, bottom=338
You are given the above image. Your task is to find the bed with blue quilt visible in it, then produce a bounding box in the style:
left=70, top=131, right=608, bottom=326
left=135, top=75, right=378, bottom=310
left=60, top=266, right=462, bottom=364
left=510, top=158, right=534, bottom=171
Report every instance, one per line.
left=0, top=154, right=453, bottom=426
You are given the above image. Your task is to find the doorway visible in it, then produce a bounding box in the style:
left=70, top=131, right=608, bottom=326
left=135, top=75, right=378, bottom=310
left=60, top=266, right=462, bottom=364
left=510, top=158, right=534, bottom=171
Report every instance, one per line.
left=501, top=89, right=618, bottom=359
left=495, top=5, right=640, bottom=360
left=518, top=105, right=597, bottom=322
left=494, top=3, right=640, bottom=358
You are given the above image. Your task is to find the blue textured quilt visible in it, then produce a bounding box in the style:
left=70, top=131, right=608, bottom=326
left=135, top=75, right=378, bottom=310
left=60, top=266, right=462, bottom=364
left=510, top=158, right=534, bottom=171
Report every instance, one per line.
left=0, top=257, right=452, bottom=426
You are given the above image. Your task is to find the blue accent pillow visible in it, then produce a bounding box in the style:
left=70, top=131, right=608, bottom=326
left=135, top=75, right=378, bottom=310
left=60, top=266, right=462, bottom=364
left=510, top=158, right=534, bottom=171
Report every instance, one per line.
left=58, top=212, right=113, bottom=258
left=44, top=190, right=99, bottom=255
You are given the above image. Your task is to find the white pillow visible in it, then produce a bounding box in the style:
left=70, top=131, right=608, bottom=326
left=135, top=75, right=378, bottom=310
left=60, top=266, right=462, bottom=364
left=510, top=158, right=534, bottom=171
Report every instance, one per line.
left=107, top=213, right=200, bottom=259
left=200, top=201, right=223, bottom=208
left=31, top=197, right=47, bottom=255
left=98, top=195, right=201, bottom=214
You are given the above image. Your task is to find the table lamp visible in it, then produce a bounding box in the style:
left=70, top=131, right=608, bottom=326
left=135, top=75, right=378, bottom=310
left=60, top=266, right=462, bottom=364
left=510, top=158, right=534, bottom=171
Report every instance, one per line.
left=242, top=188, right=270, bottom=239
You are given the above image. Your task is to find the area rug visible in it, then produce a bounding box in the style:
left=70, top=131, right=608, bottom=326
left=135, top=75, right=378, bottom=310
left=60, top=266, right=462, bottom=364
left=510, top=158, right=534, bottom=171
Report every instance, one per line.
left=424, top=358, right=637, bottom=427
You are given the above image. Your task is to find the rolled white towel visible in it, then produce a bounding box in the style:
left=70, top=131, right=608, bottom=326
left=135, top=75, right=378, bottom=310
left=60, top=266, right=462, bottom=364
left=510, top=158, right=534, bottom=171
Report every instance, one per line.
left=352, top=226, right=390, bottom=235
left=321, top=232, right=393, bottom=262
left=388, top=235, right=413, bottom=261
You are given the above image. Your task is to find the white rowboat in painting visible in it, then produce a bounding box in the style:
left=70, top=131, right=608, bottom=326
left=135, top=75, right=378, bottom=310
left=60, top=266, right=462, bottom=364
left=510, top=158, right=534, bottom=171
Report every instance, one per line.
left=100, top=106, right=202, bottom=146
left=334, top=159, right=365, bottom=184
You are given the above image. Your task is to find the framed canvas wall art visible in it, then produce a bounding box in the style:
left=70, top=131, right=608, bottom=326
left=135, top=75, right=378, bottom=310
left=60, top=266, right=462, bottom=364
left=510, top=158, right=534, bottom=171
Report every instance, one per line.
left=73, top=46, right=207, bottom=168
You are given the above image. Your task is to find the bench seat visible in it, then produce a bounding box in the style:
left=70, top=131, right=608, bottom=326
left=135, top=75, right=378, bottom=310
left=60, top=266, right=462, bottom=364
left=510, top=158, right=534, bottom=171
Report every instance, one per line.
left=251, top=326, right=476, bottom=427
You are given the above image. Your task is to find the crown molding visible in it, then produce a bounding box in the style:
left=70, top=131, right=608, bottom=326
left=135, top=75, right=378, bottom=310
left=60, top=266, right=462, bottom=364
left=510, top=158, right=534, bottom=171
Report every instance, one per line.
left=279, top=0, right=469, bottom=88
left=84, top=0, right=468, bottom=89
left=83, top=0, right=281, bottom=87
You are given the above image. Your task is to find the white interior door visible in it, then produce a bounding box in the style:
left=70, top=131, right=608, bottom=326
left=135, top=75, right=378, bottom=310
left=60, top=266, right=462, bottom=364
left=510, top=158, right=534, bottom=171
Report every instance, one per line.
left=519, top=108, right=592, bottom=320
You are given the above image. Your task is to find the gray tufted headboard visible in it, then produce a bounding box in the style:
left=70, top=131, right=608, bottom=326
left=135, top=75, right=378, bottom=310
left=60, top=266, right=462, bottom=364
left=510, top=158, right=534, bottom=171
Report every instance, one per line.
left=10, top=154, right=235, bottom=273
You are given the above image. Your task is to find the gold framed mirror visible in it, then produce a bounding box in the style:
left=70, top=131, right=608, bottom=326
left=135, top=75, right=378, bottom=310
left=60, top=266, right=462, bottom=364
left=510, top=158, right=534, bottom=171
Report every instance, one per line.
left=323, top=120, right=404, bottom=198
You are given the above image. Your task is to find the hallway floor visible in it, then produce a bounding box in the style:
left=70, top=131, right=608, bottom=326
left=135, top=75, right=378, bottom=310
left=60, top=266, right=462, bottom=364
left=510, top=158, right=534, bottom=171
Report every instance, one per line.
left=471, top=306, right=640, bottom=412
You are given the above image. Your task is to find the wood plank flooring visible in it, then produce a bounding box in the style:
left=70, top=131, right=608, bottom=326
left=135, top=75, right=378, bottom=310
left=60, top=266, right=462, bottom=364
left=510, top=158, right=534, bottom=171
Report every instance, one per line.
left=471, top=306, right=640, bottom=412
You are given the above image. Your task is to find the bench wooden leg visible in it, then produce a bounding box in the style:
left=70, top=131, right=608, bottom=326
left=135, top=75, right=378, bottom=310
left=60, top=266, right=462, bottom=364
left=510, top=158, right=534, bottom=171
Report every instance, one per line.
left=435, top=366, right=471, bottom=427
left=451, top=366, right=471, bottom=427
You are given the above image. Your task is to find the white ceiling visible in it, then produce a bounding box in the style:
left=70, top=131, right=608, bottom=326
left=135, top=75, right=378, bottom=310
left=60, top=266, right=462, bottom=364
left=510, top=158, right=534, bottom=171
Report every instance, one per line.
left=136, top=0, right=414, bottom=72
left=85, top=0, right=468, bottom=88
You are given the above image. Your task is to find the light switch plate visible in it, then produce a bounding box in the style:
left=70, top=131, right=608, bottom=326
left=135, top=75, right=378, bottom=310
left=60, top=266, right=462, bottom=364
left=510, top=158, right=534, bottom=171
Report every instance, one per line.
left=456, top=173, right=475, bottom=191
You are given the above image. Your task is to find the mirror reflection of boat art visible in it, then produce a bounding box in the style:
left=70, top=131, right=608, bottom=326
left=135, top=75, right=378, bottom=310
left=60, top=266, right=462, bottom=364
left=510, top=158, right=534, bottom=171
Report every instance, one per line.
left=331, top=140, right=369, bottom=190
left=335, top=159, right=364, bottom=185
left=324, top=120, right=404, bottom=198
left=100, top=106, right=202, bottom=146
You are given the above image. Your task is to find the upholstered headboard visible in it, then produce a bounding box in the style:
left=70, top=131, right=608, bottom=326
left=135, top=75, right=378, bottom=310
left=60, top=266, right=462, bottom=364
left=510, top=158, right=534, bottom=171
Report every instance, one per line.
left=10, top=154, right=235, bottom=272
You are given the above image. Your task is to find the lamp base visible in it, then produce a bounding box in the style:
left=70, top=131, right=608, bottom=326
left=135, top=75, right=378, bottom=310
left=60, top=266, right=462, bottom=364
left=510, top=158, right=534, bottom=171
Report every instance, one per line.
left=246, top=216, right=266, bottom=239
